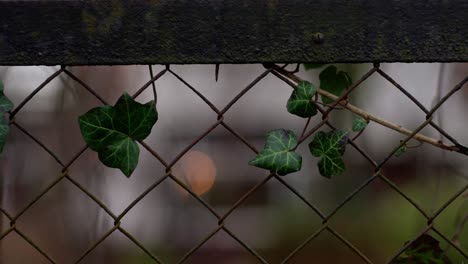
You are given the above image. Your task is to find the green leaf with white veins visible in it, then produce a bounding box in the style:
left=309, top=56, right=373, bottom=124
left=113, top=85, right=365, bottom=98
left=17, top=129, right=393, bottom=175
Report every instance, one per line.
left=0, top=81, right=13, bottom=113
left=249, top=129, right=302, bottom=176
left=352, top=115, right=368, bottom=132
left=309, top=131, right=348, bottom=178
left=287, top=81, right=318, bottom=118
left=79, top=93, right=158, bottom=177
left=0, top=115, right=9, bottom=153
left=99, top=137, right=139, bottom=177
left=319, top=66, right=352, bottom=104
left=114, top=93, right=158, bottom=140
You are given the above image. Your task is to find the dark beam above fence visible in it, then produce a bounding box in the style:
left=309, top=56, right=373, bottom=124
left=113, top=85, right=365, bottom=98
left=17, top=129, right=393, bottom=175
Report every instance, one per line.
left=0, top=0, right=467, bottom=65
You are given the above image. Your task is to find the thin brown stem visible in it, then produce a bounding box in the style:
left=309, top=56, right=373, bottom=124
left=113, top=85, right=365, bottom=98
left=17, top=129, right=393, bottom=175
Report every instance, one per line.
left=273, top=66, right=466, bottom=156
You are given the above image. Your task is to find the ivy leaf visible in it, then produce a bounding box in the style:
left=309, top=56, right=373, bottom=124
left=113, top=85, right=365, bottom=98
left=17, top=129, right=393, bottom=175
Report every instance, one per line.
left=0, top=81, right=13, bottom=113
left=99, top=137, right=139, bottom=177
left=393, top=235, right=452, bottom=264
left=352, top=115, right=368, bottom=132
left=79, top=93, right=158, bottom=177
left=309, top=131, right=348, bottom=178
left=0, top=115, right=9, bottom=153
left=0, top=81, right=13, bottom=154
left=395, top=142, right=407, bottom=157
left=249, top=129, right=302, bottom=176
left=319, top=66, right=352, bottom=104
left=113, top=94, right=158, bottom=140
left=304, top=63, right=325, bottom=70
left=287, top=81, right=318, bottom=118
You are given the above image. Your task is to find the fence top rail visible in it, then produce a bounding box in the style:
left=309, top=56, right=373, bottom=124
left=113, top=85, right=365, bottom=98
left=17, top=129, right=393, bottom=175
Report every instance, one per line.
left=0, top=0, right=467, bottom=66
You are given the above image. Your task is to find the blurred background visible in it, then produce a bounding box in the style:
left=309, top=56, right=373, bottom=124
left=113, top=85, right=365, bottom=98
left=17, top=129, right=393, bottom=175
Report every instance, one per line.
left=0, top=63, right=467, bottom=263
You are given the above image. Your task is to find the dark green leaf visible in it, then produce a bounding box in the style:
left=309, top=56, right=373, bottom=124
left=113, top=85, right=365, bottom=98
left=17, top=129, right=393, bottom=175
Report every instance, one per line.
left=0, top=115, right=9, bottom=153
left=249, top=129, right=302, bottom=176
left=304, top=63, right=325, bottom=70
left=319, top=66, right=353, bottom=104
left=99, top=138, right=139, bottom=177
left=395, top=143, right=407, bottom=157
left=113, top=93, right=157, bottom=140
left=352, top=115, right=368, bottom=132
left=79, top=93, right=158, bottom=177
left=0, top=81, right=14, bottom=113
left=309, top=131, right=348, bottom=178
left=393, top=235, right=452, bottom=264
left=287, top=81, right=318, bottom=118
left=78, top=106, right=125, bottom=151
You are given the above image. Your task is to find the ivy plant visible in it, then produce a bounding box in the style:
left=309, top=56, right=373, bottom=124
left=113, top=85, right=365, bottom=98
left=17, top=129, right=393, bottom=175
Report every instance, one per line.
left=286, top=80, right=318, bottom=118
left=249, top=129, right=302, bottom=176
left=0, top=81, right=13, bottom=153
left=309, top=131, right=348, bottom=178
left=352, top=115, right=368, bottom=132
left=250, top=64, right=355, bottom=178
left=392, top=234, right=451, bottom=264
left=78, top=93, right=158, bottom=177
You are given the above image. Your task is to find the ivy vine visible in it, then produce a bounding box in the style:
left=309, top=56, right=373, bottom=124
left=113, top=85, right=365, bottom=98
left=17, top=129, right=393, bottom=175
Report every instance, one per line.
left=250, top=65, right=359, bottom=178
left=247, top=64, right=423, bottom=178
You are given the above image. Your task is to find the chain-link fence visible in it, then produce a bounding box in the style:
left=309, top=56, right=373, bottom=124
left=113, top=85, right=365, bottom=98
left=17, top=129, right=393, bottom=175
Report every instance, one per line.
left=0, top=62, right=467, bottom=263
left=1, top=1, right=468, bottom=263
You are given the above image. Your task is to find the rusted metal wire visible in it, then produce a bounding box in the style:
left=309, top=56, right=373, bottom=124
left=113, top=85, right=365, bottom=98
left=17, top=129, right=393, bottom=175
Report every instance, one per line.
left=0, top=63, right=467, bottom=264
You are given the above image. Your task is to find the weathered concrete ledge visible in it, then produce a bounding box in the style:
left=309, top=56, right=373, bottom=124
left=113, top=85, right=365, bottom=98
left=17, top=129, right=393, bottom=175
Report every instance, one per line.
left=0, top=0, right=467, bottom=65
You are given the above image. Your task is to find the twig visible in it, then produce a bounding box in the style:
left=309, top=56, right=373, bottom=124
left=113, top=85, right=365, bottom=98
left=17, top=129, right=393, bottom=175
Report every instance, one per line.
left=272, top=66, right=468, bottom=156
left=300, top=117, right=312, bottom=139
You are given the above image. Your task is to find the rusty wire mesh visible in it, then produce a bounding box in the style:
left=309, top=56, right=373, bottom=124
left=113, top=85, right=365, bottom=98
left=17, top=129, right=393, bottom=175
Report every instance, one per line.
left=0, top=63, right=467, bottom=264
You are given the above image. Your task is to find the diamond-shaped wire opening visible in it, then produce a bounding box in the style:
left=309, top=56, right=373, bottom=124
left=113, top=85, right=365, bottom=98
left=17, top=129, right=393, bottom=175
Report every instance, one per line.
left=1, top=125, right=64, bottom=213
left=178, top=228, right=264, bottom=264
left=430, top=190, right=468, bottom=258
left=14, top=179, right=118, bottom=263
left=0, top=230, right=54, bottom=264
left=65, top=145, right=167, bottom=213
left=223, top=178, right=323, bottom=262
left=327, top=177, right=429, bottom=262
left=76, top=230, right=158, bottom=264
left=284, top=228, right=373, bottom=263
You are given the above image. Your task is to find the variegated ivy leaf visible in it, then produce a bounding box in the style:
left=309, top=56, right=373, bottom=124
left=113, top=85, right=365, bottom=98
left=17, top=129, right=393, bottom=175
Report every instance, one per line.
left=309, top=130, right=348, bottom=178
left=287, top=81, right=318, bottom=118
left=79, top=93, right=158, bottom=177
left=395, top=143, right=407, bottom=157
left=319, top=66, right=352, bottom=104
left=0, top=115, right=9, bottom=153
left=352, top=115, right=368, bottom=132
left=0, top=81, right=13, bottom=113
left=249, top=129, right=302, bottom=176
